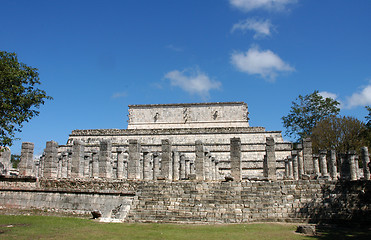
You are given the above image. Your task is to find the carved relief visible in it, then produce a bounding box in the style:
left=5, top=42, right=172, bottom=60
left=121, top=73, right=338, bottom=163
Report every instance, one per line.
left=213, top=111, right=218, bottom=120
left=154, top=112, right=159, bottom=122
left=183, top=108, right=189, bottom=123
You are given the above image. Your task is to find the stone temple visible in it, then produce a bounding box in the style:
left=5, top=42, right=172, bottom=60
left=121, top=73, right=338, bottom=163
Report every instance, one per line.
left=56, top=102, right=292, bottom=180
left=1, top=101, right=370, bottom=224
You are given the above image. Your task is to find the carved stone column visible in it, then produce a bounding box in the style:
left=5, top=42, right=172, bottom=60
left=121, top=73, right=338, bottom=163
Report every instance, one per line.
left=143, top=149, right=152, bottom=181
left=19, top=142, right=34, bottom=177
left=361, top=147, right=370, bottom=180
left=297, top=151, right=304, bottom=179
left=117, top=147, right=124, bottom=179
left=153, top=152, right=160, bottom=180
left=172, top=151, right=180, bottom=181
left=161, top=139, right=172, bottom=180
left=302, top=138, right=313, bottom=174
left=180, top=154, right=186, bottom=179
left=263, top=137, right=276, bottom=180
left=128, top=139, right=141, bottom=180
left=319, top=150, right=329, bottom=177
left=43, top=141, right=58, bottom=178
left=329, top=150, right=338, bottom=180
left=292, top=151, right=298, bottom=180
left=99, top=140, right=112, bottom=179
left=312, top=154, right=320, bottom=175
left=195, top=140, right=205, bottom=181
left=71, top=140, right=84, bottom=178
left=348, top=150, right=357, bottom=180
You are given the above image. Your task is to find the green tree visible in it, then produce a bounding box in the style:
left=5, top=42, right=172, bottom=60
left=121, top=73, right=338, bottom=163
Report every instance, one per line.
left=0, top=51, right=52, bottom=147
left=311, top=115, right=367, bottom=154
left=366, top=106, right=371, bottom=127
left=10, top=154, right=21, bottom=168
left=282, top=90, right=340, bottom=141
left=364, top=106, right=371, bottom=148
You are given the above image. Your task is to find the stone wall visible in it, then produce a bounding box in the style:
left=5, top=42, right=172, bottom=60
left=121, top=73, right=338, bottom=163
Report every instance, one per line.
left=127, top=102, right=249, bottom=129
left=1, top=178, right=370, bottom=224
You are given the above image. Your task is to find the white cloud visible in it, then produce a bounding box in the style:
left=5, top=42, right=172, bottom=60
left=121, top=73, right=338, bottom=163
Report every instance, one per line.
left=231, top=18, right=273, bottom=39
left=166, top=44, right=183, bottom=52
left=229, top=0, right=297, bottom=12
left=346, top=82, right=371, bottom=108
left=164, top=68, right=221, bottom=98
left=319, top=91, right=338, bottom=100
left=111, top=92, right=127, bottom=99
left=230, top=46, right=294, bottom=81
left=319, top=91, right=344, bottom=108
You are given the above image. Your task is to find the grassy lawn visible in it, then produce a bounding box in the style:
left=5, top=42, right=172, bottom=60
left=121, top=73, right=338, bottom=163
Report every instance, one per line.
left=0, top=215, right=369, bottom=240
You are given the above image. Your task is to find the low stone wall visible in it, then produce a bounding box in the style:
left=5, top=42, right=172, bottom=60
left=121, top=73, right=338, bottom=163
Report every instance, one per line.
left=0, top=178, right=135, bottom=220
left=0, top=178, right=370, bottom=224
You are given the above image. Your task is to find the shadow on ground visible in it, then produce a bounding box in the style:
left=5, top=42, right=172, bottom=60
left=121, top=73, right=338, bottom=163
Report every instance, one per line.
left=309, top=224, right=371, bottom=240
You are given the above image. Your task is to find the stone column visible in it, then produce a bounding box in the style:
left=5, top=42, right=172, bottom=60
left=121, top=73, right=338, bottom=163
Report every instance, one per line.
left=39, top=155, right=44, bottom=178
left=180, top=154, right=186, bottom=179
left=263, top=137, right=276, bottom=180
left=211, top=157, right=216, bottom=180
left=84, top=153, right=92, bottom=178
left=61, top=152, right=68, bottom=178
left=57, top=154, right=63, bottom=178
left=319, top=150, right=329, bottom=177
left=66, top=149, right=72, bottom=178
left=195, top=140, right=205, bottom=180
left=172, top=151, right=180, bottom=181
left=160, top=139, right=172, bottom=180
left=91, top=149, right=99, bottom=178
left=43, top=141, right=58, bottom=178
left=99, top=140, right=112, bottom=179
left=185, top=158, right=191, bottom=178
left=348, top=150, right=357, bottom=180
left=230, top=137, right=242, bottom=181
left=190, top=160, right=195, bottom=175
left=204, top=151, right=211, bottom=181
left=284, top=158, right=289, bottom=179
left=214, top=159, right=220, bottom=180
left=0, top=148, right=11, bottom=175
left=71, top=140, right=85, bottom=178
left=288, top=156, right=293, bottom=179
left=143, top=149, right=151, bottom=180
left=117, top=147, right=124, bottom=179
left=329, top=150, right=338, bottom=180
left=355, top=156, right=360, bottom=179
left=312, top=154, right=320, bottom=175
left=340, top=153, right=350, bottom=180
left=123, top=152, right=128, bottom=179
left=128, top=139, right=141, bottom=180
left=297, top=151, right=304, bottom=179
left=153, top=152, right=160, bottom=180
left=292, top=151, right=298, bottom=180
left=139, top=153, right=144, bottom=180
left=19, top=142, right=34, bottom=177
left=361, top=147, right=370, bottom=180
left=302, top=138, right=313, bottom=174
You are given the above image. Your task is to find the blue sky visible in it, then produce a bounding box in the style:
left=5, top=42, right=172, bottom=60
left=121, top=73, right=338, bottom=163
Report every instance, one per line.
left=2, top=0, right=371, bottom=155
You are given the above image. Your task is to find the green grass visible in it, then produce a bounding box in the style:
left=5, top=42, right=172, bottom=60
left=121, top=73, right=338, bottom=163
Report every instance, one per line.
left=0, top=215, right=368, bottom=240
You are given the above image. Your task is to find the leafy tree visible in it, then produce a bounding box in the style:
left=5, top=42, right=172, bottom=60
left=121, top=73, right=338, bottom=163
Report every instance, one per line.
left=282, top=90, right=340, bottom=141
left=311, top=116, right=367, bottom=154
left=366, top=106, right=371, bottom=128
left=0, top=51, right=52, bottom=147
left=10, top=154, right=21, bottom=168
left=364, top=106, right=371, bottom=148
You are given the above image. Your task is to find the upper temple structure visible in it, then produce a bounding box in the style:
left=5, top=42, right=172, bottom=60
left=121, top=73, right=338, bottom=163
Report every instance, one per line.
left=63, top=101, right=292, bottom=180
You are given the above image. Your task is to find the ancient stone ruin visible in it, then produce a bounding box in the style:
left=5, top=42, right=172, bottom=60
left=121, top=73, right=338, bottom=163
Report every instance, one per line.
left=0, top=102, right=370, bottom=224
